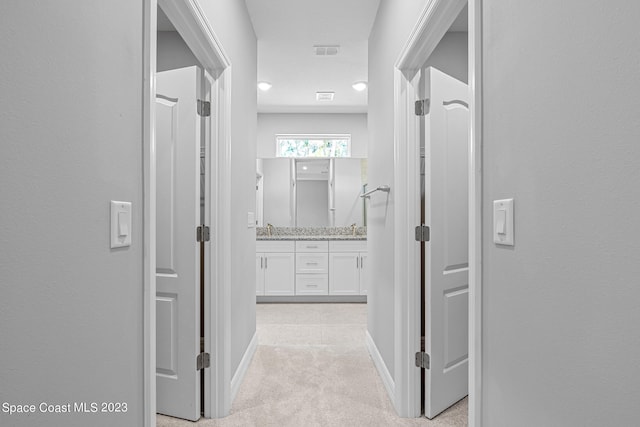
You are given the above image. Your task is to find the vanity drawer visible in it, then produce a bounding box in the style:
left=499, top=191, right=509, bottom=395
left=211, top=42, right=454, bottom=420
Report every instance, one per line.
left=329, top=240, right=367, bottom=252
left=296, top=253, right=328, bottom=274
left=295, top=241, right=329, bottom=253
left=256, top=240, right=295, bottom=252
left=296, top=274, right=328, bottom=295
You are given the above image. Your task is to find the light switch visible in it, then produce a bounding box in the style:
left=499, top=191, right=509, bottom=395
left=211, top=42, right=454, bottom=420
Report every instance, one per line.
left=247, top=212, right=255, bottom=228
left=118, top=212, right=129, bottom=236
left=493, top=199, right=514, bottom=246
left=496, top=209, right=506, bottom=234
left=111, top=201, right=132, bottom=248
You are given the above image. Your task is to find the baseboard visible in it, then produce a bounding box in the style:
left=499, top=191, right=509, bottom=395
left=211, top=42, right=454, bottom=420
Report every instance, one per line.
left=230, top=331, right=258, bottom=404
left=365, top=330, right=395, bottom=404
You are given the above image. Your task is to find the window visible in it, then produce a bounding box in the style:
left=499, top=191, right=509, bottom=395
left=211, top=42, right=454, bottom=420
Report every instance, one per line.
left=276, top=134, right=351, bottom=158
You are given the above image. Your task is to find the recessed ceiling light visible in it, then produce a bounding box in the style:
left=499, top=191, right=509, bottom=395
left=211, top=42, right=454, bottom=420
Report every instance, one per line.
left=352, top=81, right=367, bottom=91
left=316, top=92, right=335, bottom=101
left=302, top=166, right=308, bottom=170
left=258, top=81, right=272, bottom=91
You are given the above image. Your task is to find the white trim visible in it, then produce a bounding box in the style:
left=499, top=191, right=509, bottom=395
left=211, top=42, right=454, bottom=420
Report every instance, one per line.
left=392, top=66, right=422, bottom=418
left=142, top=1, right=157, bottom=427
left=396, top=0, right=468, bottom=71
left=392, top=0, right=476, bottom=421
left=366, top=331, right=395, bottom=402
left=144, top=0, right=233, bottom=422
left=158, top=0, right=230, bottom=77
left=230, top=332, right=258, bottom=404
left=468, top=1, right=483, bottom=426
left=207, top=65, right=233, bottom=418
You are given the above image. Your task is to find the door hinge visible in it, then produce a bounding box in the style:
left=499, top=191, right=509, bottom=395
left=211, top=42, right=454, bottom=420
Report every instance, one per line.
left=196, top=352, right=210, bottom=370
left=415, top=99, right=430, bottom=116
left=197, top=99, right=211, bottom=117
left=196, top=225, right=210, bottom=242
left=415, top=225, right=430, bottom=242
left=415, top=351, right=430, bottom=369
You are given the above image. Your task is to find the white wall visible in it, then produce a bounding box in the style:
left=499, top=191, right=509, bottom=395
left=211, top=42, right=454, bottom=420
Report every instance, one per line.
left=425, top=32, right=467, bottom=84
left=0, top=2, right=144, bottom=426
left=157, top=30, right=200, bottom=72
left=481, top=1, right=640, bottom=425
left=257, top=113, right=368, bottom=158
left=197, top=0, right=258, bottom=380
left=368, top=0, right=468, bottom=383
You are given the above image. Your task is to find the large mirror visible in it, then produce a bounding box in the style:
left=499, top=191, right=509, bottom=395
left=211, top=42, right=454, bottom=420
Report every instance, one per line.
left=256, top=158, right=367, bottom=227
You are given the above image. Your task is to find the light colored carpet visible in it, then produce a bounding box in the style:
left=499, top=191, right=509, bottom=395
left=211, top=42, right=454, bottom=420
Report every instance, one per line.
left=158, top=303, right=467, bottom=427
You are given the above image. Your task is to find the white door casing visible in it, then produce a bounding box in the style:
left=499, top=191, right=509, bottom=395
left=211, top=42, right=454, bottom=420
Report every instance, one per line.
left=423, top=67, right=470, bottom=418
left=391, top=0, right=481, bottom=423
left=144, top=1, right=234, bottom=424
left=155, top=66, right=202, bottom=421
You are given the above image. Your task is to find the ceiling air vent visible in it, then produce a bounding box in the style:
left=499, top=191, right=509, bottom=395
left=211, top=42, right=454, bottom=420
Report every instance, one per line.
left=316, top=92, right=335, bottom=101
left=314, top=45, right=340, bottom=56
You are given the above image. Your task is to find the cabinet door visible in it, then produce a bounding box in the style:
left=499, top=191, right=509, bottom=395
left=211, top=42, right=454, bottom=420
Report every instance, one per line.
left=329, top=252, right=360, bottom=295
left=256, top=253, right=264, bottom=296
left=359, top=252, right=368, bottom=295
left=264, top=253, right=295, bottom=296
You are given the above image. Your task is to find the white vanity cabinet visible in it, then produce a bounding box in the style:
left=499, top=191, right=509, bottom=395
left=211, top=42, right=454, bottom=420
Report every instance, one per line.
left=295, top=241, right=329, bottom=295
left=256, top=241, right=295, bottom=296
left=329, top=241, right=368, bottom=296
left=256, top=239, right=367, bottom=298
left=359, top=252, right=368, bottom=295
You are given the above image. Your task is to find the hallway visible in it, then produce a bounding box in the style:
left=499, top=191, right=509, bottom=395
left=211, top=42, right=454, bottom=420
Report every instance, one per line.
left=157, top=304, right=467, bottom=426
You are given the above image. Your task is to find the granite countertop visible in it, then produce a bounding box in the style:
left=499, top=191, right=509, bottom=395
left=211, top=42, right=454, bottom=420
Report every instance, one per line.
left=257, top=234, right=366, bottom=241
left=256, top=226, right=366, bottom=241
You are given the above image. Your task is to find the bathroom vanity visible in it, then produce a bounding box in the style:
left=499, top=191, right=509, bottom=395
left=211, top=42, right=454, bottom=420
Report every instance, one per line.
left=256, top=227, right=367, bottom=302
left=256, top=157, right=369, bottom=302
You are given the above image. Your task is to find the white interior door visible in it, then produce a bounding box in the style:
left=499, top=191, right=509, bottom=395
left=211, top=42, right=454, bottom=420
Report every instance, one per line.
left=423, top=67, right=469, bottom=418
left=156, top=66, right=202, bottom=421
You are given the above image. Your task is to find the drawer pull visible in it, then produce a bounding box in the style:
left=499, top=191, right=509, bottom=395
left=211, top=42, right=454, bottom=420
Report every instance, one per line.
left=306, top=262, right=319, bottom=265
left=306, top=245, right=318, bottom=248
left=307, top=284, right=318, bottom=287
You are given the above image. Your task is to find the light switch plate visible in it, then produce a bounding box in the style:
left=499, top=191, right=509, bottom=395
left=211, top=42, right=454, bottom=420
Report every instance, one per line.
left=111, top=201, right=132, bottom=248
left=247, top=212, right=255, bottom=228
left=493, top=198, right=514, bottom=246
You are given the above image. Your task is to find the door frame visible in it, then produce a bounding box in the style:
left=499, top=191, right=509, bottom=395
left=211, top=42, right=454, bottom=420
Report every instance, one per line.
left=393, top=0, right=482, bottom=425
left=143, top=0, right=233, bottom=425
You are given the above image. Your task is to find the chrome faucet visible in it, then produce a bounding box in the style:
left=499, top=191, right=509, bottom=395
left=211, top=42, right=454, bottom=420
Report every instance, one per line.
left=266, top=223, right=274, bottom=237
left=350, top=223, right=357, bottom=236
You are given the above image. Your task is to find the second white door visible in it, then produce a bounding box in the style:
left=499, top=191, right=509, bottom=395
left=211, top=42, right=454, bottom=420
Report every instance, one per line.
left=422, top=67, right=470, bottom=419
left=155, top=66, right=203, bottom=422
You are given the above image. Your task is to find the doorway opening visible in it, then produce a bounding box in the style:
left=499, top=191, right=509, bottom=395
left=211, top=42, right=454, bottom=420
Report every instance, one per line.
left=394, top=0, right=481, bottom=424
left=143, top=0, right=232, bottom=425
